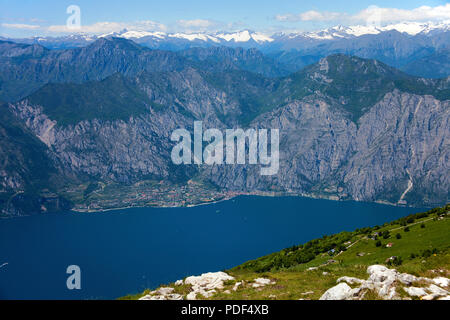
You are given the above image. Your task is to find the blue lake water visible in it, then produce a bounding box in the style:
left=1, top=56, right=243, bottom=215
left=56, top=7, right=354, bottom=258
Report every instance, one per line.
left=0, top=195, right=425, bottom=300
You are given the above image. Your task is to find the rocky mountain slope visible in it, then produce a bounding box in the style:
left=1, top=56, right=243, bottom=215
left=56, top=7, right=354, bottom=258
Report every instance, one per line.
left=0, top=38, right=188, bottom=102
left=0, top=38, right=449, bottom=215
left=401, top=49, right=450, bottom=78
left=0, top=108, right=71, bottom=216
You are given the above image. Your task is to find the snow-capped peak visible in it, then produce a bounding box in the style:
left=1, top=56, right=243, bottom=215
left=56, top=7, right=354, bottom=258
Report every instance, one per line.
left=296, top=21, right=450, bottom=40
left=96, top=29, right=274, bottom=44
left=380, top=21, right=450, bottom=35
left=120, top=30, right=166, bottom=39
left=215, top=30, right=273, bottom=43
left=6, top=21, right=449, bottom=51
left=168, top=33, right=220, bottom=43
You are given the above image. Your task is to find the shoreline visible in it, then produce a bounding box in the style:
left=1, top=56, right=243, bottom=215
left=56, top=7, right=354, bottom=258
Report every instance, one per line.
left=70, top=192, right=428, bottom=214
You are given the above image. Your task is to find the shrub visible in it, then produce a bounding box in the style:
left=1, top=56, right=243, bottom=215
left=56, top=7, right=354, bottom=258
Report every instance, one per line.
left=375, top=240, right=382, bottom=247
left=422, top=249, right=432, bottom=258
left=404, top=227, right=410, bottom=232
left=396, top=233, right=402, bottom=239
left=389, top=256, right=403, bottom=266
left=420, top=223, right=425, bottom=228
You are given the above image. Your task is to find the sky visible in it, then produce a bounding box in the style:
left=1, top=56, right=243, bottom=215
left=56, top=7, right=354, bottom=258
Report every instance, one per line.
left=0, top=0, right=449, bottom=37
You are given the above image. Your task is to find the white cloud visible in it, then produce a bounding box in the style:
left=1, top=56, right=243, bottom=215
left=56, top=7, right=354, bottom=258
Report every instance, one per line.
left=175, top=19, right=224, bottom=32
left=1, top=23, right=40, bottom=30
left=275, top=3, right=450, bottom=24
left=46, top=20, right=166, bottom=35
left=276, top=11, right=346, bottom=22
left=354, top=4, right=450, bottom=23
left=177, top=19, right=216, bottom=28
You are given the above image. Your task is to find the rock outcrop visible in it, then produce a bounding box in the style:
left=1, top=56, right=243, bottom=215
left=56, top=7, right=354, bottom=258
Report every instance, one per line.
left=139, top=287, right=183, bottom=300
left=320, top=265, right=450, bottom=300
left=138, top=271, right=277, bottom=300
left=183, top=272, right=235, bottom=300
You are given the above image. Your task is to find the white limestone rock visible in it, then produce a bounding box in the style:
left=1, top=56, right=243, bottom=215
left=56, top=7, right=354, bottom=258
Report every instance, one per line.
left=398, top=273, right=418, bottom=285
left=186, top=292, right=197, bottom=300
left=432, top=277, right=450, bottom=288
left=320, top=283, right=353, bottom=300
left=366, top=265, right=399, bottom=299
left=233, top=281, right=242, bottom=291
left=185, top=271, right=234, bottom=290
left=337, top=276, right=364, bottom=285
left=322, top=265, right=450, bottom=300
left=426, top=284, right=449, bottom=298
left=154, top=287, right=174, bottom=295
left=139, top=288, right=182, bottom=301
left=403, top=287, right=428, bottom=297
left=252, top=278, right=274, bottom=288
left=184, top=271, right=234, bottom=300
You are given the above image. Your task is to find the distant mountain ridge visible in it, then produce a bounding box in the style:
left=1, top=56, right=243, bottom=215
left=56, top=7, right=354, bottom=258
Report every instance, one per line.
left=2, top=21, right=449, bottom=79
left=3, top=21, right=449, bottom=49
left=1, top=33, right=450, bottom=103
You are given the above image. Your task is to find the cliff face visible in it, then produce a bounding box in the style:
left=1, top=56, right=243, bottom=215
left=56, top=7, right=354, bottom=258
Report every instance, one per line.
left=343, top=92, right=449, bottom=205
left=8, top=92, right=449, bottom=211
left=202, top=91, right=449, bottom=207
left=0, top=106, right=71, bottom=216
left=1, top=48, right=449, bottom=215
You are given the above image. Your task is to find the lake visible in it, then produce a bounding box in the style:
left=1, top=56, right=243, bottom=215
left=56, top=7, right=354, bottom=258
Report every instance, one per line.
left=0, top=195, right=425, bottom=300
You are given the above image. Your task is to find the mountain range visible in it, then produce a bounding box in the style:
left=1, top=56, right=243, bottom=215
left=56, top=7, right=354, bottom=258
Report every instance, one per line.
left=0, top=35, right=449, bottom=216
left=2, top=21, right=449, bottom=80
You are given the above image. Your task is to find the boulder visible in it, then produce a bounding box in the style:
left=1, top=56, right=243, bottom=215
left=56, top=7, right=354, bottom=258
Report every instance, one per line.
left=139, top=290, right=182, bottom=300
left=186, top=292, right=197, bottom=300
left=398, top=273, right=418, bottom=285
left=426, top=284, right=449, bottom=298
left=233, top=281, right=242, bottom=291
left=252, top=278, right=274, bottom=288
left=403, top=287, right=427, bottom=297
left=322, top=265, right=450, bottom=300
left=184, top=271, right=234, bottom=300
left=185, top=271, right=234, bottom=291
left=337, top=276, right=364, bottom=285
left=433, top=277, right=450, bottom=288
left=366, top=265, right=398, bottom=299
left=320, top=283, right=353, bottom=300
left=154, top=287, right=174, bottom=295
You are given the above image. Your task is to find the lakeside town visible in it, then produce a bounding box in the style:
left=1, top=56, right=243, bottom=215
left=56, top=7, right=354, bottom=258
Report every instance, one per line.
left=65, top=179, right=251, bottom=212
left=58, top=177, right=361, bottom=213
